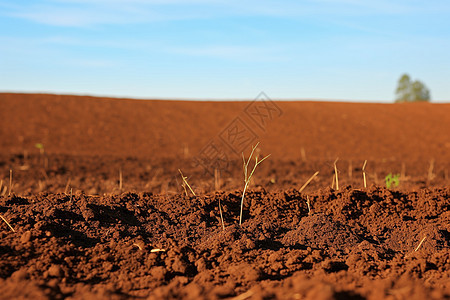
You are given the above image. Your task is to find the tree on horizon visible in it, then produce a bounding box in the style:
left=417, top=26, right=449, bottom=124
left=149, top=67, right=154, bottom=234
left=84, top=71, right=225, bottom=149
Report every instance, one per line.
left=395, top=73, right=430, bottom=103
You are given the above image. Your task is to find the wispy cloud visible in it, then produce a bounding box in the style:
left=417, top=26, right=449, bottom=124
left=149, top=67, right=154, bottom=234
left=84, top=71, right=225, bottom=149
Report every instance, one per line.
left=3, top=0, right=449, bottom=28
left=167, top=45, right=286, bottom=62
left=3, top=4, right=169, bottom=27
left=65, top=58, right=118, bottom=68
left=0, top=0, right=229, bottom=27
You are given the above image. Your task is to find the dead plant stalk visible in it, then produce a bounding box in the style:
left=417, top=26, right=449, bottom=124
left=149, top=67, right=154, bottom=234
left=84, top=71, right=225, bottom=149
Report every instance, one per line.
left=64, top=178, right=71, bottom=195
left=334, top=158, right=339, bottom=190
left=306, top=196, right=311, bottom=214
left=214, top=168, right=220, bottom=190
left=428, top=159, right=435, bottom=181
left=348, top=160, right=353, bottom=180
left=150, top=248, right=166, bottom=253
left=362, top=160, right=367, bottom=188
left=0, top=214, right=15, bottom=232
left=119, top=168, right=123, bottom=191
left=300, top=147, right=306, bottom=162
left=415, top=236, right=427, bottom=252
left=299, top=171, right=319, bottom=193
left=239, top=143, right=270, bottom=226
left=178, top=169, right=196, bottom=196
left=219, top=198, right=225, bottom=231
left=9, top=169, right=12, bottom=196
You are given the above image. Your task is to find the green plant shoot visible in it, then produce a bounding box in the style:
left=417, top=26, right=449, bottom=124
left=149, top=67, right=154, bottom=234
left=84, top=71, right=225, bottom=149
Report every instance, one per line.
left=35, top=143, right=44, bottom=155
left=385, top=173, right=400, bottom=189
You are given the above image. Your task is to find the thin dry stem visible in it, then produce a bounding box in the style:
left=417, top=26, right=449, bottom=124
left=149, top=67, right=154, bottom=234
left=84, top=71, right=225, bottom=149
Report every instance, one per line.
left=306, top=195, right=311, bottom=215
left=64, top=178, right=71, bottom=195
left=132, top=243, right=143, bottom=250
left=180, top=180, right=188, bottom=196
left=150, top=248, right=166, bottom=253
left=219, top=198, right=225, bottom=231
left=0, top=214, right=15, bottom=232
left=9, top=169, right=12, bottom=196
left=214, top=168, right=220, bottom=190
left=415, top=236, right=427, bottom=252
left=348, top=160, right=353, bottom=180
left=38, top=180, right=45, bottom=192
left=178, top=169, right=196, bottom=196
left=299, top=171, right=319, bottom=193
left=334, top=158, right=339, bottom=190
left=300, top=147, right=306, bottom=162
left=178, top=170, right=188, bottom=196
left=428, top=159, right=435, bottom=181
left=119, top=168, right=123, bottom=191
left=362, top=160, right=367, bottom=188
left=183, top=143, right=189, bottom=158
left=239, top=143, right=270, bottom=226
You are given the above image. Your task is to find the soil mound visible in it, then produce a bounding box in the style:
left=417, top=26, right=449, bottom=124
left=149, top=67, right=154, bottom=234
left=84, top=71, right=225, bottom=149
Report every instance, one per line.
left=282, top=213, right=362, bottom=251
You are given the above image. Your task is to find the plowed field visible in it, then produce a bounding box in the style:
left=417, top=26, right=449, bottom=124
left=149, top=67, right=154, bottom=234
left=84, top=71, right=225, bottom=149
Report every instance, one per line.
left=0, top=93, right=449, bottom=299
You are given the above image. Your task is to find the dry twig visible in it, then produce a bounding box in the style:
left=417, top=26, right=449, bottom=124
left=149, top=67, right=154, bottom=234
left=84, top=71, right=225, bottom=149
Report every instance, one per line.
left=64, top=178, right=71, bottom=195
left=178, top=169, right=196, bottom=196
left=348, top=160, right=353, bottom=180
left=9, top=169, right=12, bottom=196
left=306, top=195, right=311, bottom=215
left=299, top=171, right=319, bottom=193
left=239, top=143, right=270, bottom=226
left=0, top=214, right=15, bottom=232
left=150, top=248, right=166, bottom=253
left=214, top=168, right=220, bottom=190
left=119, top=168, right=123, bottom=191
left=362, top=160, right=367, bottom=188
left=219, top=198, right=225, bottom=231
left=334, top=158, right=339, bottom=190
left=401, top=162, right=406, bottom=180
left=428, top=159, right=435, bottom=181
left=415, top=236, right=427, bottom=252
left=300, top=147, right=306, bottom=162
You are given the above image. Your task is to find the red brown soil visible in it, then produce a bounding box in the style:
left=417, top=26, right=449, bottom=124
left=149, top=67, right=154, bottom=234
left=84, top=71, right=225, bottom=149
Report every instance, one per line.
left=0, top=93, right=449, bottom=299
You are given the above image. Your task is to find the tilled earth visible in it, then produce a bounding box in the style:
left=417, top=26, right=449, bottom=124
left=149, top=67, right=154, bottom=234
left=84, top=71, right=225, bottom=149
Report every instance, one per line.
left=0, top=185, right=449, bottom=299
left=0, top=93, right=449, bottom=299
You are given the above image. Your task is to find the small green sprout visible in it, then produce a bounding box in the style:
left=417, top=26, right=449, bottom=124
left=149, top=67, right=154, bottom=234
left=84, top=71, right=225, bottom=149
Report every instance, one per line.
left=35, top=143, right=45, bottom=155
left=385, top=173, right=400, bottom=189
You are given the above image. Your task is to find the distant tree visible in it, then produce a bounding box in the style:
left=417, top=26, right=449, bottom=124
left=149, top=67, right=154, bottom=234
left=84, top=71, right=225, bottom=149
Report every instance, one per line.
left=395, top=73, right=430, bottom=102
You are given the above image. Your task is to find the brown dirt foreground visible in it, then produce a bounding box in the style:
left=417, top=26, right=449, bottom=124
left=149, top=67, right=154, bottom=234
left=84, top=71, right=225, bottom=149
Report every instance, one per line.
left=0, top=93, right=450, bottom=300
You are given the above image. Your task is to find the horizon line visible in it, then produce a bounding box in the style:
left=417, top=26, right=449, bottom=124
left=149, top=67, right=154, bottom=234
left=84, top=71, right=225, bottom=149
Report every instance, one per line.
left=1, top=91, right=448, bottom=104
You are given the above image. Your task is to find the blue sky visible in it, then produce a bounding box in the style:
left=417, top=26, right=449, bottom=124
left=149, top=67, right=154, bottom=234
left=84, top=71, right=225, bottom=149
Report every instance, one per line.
left=1, top=0, right=449, bottom=102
